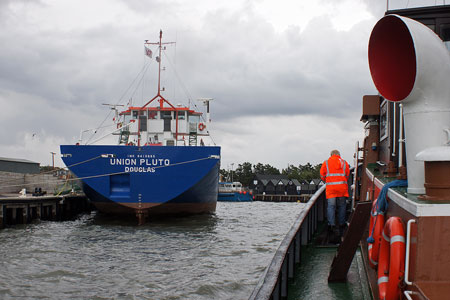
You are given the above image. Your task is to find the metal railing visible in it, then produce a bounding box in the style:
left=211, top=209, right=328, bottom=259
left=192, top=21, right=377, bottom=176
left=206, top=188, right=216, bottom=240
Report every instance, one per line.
left=248, top=185, right=326, bottom=300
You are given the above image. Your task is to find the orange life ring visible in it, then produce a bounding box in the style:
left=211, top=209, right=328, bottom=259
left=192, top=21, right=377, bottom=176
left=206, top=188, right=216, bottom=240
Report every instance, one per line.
left=198, top=123, right=206, bottom=131
left=377, top=216, right=406, bottom=300
left=368, top=199, right=385, bottom=269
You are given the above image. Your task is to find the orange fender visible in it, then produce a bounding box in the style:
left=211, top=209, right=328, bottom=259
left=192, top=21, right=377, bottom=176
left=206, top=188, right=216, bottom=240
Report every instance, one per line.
left=377, top=217, right=406, bottom=300
left=368, top=199, right=385, bottom=269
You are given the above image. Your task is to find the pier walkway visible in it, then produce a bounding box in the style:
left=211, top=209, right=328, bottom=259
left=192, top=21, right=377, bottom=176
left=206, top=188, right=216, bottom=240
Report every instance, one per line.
left=254, top=194, right=311, bottom=202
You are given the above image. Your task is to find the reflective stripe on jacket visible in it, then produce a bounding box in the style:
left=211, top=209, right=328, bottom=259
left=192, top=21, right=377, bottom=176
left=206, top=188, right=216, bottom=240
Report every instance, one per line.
left=320, top=155, right=350, bottom=199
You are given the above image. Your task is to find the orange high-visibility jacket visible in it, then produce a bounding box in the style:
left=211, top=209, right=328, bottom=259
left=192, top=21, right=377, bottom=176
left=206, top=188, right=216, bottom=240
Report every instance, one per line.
left=320, top=154, right=350, bottom=199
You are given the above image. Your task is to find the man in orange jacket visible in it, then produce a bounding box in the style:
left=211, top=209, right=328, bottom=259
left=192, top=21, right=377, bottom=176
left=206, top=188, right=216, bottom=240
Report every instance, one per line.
left=320, top=149, right=350, bottom=243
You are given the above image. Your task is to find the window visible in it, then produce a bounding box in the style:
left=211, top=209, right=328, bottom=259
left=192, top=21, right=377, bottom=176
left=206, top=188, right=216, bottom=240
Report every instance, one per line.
left=164, top=118, right=171, bottom=131
left=161, top=111, right=172, bottom=119
left=440, top=23, right=450, bottom=51
left=148, top=111, right=157, bottom=119
left=132, top=111, right=139, bottom=119
left=177, top=111, right=185, bottom=120
left=139, top=115, right=147, bottom=132
left=440, top=23, right=450, bottom=41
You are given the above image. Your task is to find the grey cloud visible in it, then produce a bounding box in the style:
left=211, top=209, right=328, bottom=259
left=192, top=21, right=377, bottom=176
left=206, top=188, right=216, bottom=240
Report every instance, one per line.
left=0, top=0, right=380, bottom=157
left=168, top=12, right=376, bottom=121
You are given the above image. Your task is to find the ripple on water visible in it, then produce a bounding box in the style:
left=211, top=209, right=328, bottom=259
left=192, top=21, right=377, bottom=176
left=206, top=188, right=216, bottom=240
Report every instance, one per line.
left=0, top=202, right=305, bottom=300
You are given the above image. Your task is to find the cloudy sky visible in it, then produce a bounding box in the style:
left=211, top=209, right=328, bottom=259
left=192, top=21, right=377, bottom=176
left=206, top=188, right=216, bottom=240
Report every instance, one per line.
left=0, top=0, right=438, bottom=170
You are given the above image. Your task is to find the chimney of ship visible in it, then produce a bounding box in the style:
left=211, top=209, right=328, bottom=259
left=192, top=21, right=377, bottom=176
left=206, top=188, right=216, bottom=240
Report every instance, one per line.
left=368, top=15, right=450, bottom=194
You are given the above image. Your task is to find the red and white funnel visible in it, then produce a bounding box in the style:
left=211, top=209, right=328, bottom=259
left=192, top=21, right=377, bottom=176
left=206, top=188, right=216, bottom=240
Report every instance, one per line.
left=369, top=15, right=450, bottom=194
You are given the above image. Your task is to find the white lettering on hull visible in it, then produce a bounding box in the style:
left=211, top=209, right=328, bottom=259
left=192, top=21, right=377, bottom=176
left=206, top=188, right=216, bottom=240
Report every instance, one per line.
left=109, top=157, right=170, bottom=173
left=124, top=166, right=156, bottom=173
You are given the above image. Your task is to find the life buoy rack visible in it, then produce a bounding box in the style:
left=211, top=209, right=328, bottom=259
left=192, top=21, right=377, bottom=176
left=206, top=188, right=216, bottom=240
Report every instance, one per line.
left=377, top=216, right=406, bottom=300
left=198, top=123, right=206, bottom=131
left=368, top=199, right=385, bottom=269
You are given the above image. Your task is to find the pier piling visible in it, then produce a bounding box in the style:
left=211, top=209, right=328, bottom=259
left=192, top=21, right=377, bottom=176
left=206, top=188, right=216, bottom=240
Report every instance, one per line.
left=0, top=194, right=92, bottom=228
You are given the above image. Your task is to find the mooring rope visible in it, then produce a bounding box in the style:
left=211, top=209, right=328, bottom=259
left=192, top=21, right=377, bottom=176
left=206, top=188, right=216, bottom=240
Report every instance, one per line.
left=0, top=156, right=103, bottom=187
left=0, top=155, right=218, bottom=189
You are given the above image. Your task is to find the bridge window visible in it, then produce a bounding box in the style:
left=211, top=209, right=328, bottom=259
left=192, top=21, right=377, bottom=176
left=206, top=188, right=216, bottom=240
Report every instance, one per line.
left=177, top=111, right=185, bottom=120
left=161, top=111, right=172, bottom=119
left=148, top=111, right=157, bottom=119
left=139, top=115, right=147, bottom=131
left=164, top=118, right=171, bottom=131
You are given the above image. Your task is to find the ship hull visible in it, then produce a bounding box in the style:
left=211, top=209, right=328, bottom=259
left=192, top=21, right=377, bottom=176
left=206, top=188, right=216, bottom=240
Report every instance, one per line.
left=359, top=167, right=450, bottom=300
left=218, top=192, right=253, bottom=202
left=60, top=145, right=220, bottom=216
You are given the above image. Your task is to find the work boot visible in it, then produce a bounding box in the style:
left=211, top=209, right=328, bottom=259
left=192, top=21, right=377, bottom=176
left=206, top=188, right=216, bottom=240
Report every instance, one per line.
left=327, top=225, right=334, bottom=234
left=328, top=226, right=340, bottom=245
left=339, top=224, right=346, bottom=238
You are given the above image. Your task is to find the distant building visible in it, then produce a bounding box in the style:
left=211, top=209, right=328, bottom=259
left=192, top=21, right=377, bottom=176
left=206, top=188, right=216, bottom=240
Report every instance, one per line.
left=0, top=157, right=40, bottom=174
left=309, top=179, right=324, bottom=191
left=299, top=180, right=311, bottom=194
left=286, top=179, right=301, bottom=195
left=250, top=174, right=301, bottom=195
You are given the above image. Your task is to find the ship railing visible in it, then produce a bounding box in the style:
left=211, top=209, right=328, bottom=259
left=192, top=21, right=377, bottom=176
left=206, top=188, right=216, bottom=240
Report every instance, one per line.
left=248, top=184, right=326, bottom=300
left=87, top=121, right=135, bottom=145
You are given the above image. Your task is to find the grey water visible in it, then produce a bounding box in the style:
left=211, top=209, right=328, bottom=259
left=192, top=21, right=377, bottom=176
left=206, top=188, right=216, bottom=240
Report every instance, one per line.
left=0, top=201, right=305, bottom=300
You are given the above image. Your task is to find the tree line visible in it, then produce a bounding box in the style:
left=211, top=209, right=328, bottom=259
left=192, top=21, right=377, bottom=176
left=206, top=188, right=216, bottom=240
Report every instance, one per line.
left=220, top=162, right=322, bottom=187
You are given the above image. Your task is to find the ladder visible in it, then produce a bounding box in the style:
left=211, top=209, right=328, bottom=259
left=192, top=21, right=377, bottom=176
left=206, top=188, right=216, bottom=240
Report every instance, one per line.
left=328, top=201, right=372, bottom=282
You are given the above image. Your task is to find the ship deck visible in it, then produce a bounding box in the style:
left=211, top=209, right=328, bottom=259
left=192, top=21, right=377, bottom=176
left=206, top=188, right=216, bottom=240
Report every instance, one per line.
left=287, top=246, right=371, bottom=300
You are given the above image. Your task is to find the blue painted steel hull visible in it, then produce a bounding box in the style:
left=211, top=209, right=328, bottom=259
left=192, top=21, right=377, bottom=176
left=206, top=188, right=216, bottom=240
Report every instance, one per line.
left=60, top=145, right=221, bottom=216
left=218, top=192, right=253, bottom=202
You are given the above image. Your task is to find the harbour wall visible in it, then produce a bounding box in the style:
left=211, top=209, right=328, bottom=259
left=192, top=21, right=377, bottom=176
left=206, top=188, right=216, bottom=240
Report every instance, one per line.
left=0, top=171, right=68, bottom=195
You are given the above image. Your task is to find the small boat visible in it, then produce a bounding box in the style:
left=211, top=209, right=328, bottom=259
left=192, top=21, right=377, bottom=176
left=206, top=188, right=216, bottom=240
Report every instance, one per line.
left=60, top=31, right=221, bottom=224
left=218, top=182, right=253, bottom=202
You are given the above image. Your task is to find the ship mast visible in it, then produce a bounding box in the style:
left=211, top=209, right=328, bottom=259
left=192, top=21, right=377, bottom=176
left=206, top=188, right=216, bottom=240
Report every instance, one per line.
left=157, top=30, right=163, bottom=107
left=142, top=30, right=176, bottom=109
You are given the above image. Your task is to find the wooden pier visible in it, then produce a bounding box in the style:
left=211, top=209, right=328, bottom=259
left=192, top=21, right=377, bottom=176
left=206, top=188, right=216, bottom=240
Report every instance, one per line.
left=0, top=194, right=92, bottom=228
left=254, top=194, right=312, bottom=203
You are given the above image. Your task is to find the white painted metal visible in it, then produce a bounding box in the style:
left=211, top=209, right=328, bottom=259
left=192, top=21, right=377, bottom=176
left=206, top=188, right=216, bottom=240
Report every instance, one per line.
left=404, top=291, right=414, bottom=300
left=393, top=103, right=396, bottom=159
left=399, top=16, right=450, bottom=193
left=416, top=145, right=450, bottom=161
left=404, top=219, right=416, bottom=286
left=398, top=104, right=404, bottom=167
left=370, top=15, right=450, bottom=194
left=365, top=168, right=450, bottom=216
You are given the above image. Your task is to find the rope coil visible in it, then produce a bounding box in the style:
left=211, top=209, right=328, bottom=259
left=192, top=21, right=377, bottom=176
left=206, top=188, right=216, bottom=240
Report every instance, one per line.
left=367, top=179, right=408, bottom=243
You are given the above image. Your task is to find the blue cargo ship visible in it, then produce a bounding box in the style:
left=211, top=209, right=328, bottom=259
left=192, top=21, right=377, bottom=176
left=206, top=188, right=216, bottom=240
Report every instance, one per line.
left=60, top=31, right=220, bottom=223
